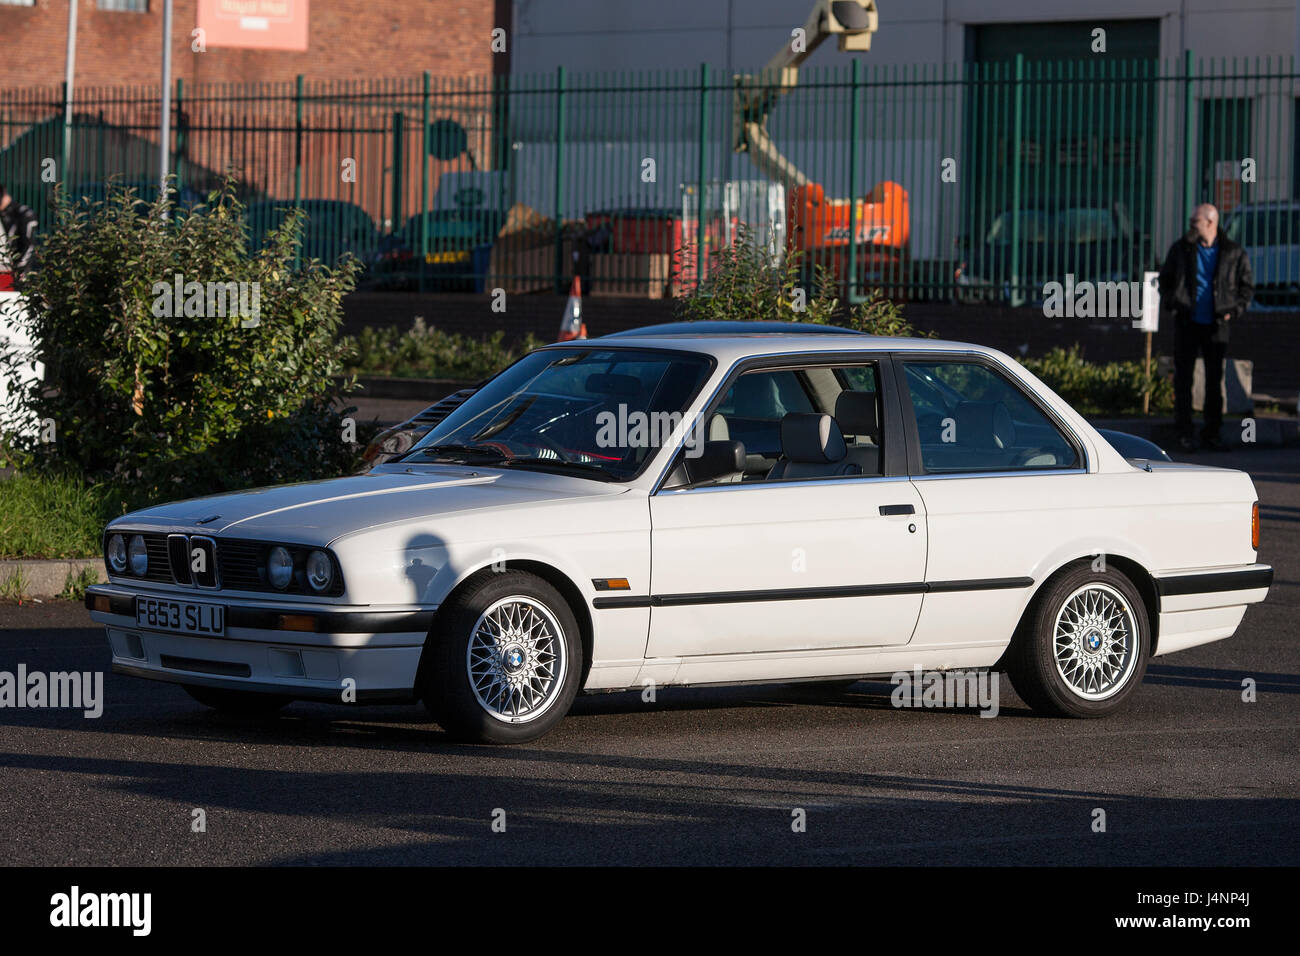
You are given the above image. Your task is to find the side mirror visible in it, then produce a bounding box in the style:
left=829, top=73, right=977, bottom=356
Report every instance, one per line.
left=664, top=439, right=745, bottom=489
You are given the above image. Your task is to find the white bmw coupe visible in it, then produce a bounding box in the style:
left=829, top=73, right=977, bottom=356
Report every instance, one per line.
left=87, top=326, right=1272, bottom=742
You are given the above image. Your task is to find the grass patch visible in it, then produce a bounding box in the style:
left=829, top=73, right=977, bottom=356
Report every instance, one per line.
left=61, top=565, right=102, bottom=600
left=0, top=473, right=130, bottom=559
left=0, top=566, right=29, bottom=601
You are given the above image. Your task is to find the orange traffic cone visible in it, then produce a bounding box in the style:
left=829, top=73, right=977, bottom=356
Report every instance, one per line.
left=557, top=275, right=588, bottom=341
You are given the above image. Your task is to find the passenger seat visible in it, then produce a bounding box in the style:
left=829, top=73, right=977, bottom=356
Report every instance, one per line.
left=767, top=413, right=862, bottom=480
left=834, top=390, right=882, bottom=476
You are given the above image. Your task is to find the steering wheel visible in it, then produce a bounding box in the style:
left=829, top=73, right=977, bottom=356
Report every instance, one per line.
left=528, top=432, right=577, bottom=463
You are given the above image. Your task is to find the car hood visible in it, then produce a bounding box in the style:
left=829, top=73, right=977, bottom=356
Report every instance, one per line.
left=110, top=466, right=622, bottom=545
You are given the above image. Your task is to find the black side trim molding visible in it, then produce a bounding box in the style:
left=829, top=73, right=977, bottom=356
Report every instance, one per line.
left=226, top=608, right=436, bottom=634
left=1155, top=566, right=1273, bottom=597
left=593, top=576, right=1033, bottom=610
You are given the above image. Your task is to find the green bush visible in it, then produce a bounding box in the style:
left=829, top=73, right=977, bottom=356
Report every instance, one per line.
left=1, top=176, right=364, bottom=501
left=343, top=317, right=543, bottom=381
left=1023, top=346, right=1173, bottom=417
left=675, top=226, right=933, bottom=337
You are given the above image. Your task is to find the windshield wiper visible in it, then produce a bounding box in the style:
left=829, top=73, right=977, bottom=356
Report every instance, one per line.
left=404, top=443, right=509, bottom=463
left=497, top=456, right=617, bottom=480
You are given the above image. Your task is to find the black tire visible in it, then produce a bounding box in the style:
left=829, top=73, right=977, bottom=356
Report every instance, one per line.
left=1004, top=562, right=1150, bottom=718
left=184, top=685, right=291, bottom=714
left=421, top=571, right=583, bottom=744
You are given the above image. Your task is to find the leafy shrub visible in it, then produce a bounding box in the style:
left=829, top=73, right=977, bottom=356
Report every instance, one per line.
left=1023, top=346, right=1173, bottom=417
left=1, top=176, right=363, bottom=500
left=676, top=226, right=933, bottom=337
left=343, top=317, right=543, bottom=381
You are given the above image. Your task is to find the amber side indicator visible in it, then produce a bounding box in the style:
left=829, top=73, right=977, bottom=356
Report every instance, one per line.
left=1252, top=502, right=1260, bottom=550
left=93, top=595, right=111, bottom=613
left=592, top=578, right=631, bottom=592
left=278, top=614, right=318, bottom=632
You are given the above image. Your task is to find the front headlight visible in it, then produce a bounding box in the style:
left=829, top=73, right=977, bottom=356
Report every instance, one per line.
left=267, top=546, right=293, bottom=590
left=107, top=534, right=127, bottom=573
left=128, top=535, right=148, bottom=576
left=306, top=550, right=333, bottom=592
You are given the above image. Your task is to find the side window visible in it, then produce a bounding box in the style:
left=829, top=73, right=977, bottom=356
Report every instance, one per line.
left=695, top=362, right=884, bottom=484
left=714, top=369, right=815, bottom=459
left=903, top=361, right=1080, bottom=473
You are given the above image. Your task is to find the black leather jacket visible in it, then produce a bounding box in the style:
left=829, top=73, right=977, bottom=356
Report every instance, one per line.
left=1157, top=231, right=1254, bottom=344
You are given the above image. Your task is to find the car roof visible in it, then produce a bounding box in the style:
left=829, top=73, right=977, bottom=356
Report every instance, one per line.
left=540, top=332, right=995, bottom=364
left=600, top=321, right=868, bottom=337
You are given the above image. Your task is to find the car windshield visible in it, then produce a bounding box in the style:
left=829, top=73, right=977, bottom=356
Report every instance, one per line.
left=404, top=347, right=714, bottom=481
left=985, top=207, right=1118, bottom=244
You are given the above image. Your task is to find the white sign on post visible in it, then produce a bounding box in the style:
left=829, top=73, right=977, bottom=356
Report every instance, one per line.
left=1133, top=270, right=1160, bottom=332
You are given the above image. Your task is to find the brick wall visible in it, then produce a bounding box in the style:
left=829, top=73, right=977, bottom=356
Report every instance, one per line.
left=342, top=292, right=1300, bottom=396
left=0, top=0, right=498, bottom=89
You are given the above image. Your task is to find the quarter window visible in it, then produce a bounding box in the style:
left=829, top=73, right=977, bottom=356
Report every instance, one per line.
left=903, top=361, right=1080, bottom=473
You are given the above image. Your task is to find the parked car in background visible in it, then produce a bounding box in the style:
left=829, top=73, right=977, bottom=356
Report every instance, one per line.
left=955, top=203, right=1149, bottom=305
left=246, top=199, right=379, bottom=269
left=360, top=209, right=503, bottom=292
left=1224, top=201, right=1300, bottom=308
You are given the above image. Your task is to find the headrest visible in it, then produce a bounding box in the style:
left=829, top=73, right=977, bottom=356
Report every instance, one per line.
left=955, top=401, right=1015, bottom=450
left=780, top=412, right=848, bottom=463
left=707, top=414, right=730, bottom=441
left=834, top=390, right=879, bottom=440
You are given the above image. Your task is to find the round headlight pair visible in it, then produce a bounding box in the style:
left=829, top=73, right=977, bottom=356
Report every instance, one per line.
left=108, top=534, right=148, bottom=576
left=266, top=547, right=333, bottom=592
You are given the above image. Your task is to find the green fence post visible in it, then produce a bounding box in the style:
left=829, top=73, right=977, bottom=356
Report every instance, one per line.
left=554, top=65, right=567, bottom=294
left=293, top=75, right=304, bottom=270
left=696, top=63, right=709, bottom=291
left=1182, top=49, right=1196, bottom=219
left=293, top=75, right=303, bottom=207
left=1009, top=53, right=1024, bottom=307
left=392, top=110, right=405, bottom=233
left=420, top=71, right=431, bottom=293
left=847, top=58, right=861, bottom=303
left=174, top=77, right=185, bottom=196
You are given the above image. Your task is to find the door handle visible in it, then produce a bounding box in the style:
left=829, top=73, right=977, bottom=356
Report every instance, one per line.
left=879, top=504, right=915, bottom=516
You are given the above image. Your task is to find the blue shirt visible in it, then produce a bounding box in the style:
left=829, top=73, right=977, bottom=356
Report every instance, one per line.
left=1193, top=241, right=1219, bottom=325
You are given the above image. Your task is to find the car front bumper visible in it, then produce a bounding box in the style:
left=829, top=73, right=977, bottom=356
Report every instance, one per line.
left=85, top=584, right=433, bottom=702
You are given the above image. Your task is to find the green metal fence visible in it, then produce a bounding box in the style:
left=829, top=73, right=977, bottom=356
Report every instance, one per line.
left=2, top=55, right=1297, bottom=307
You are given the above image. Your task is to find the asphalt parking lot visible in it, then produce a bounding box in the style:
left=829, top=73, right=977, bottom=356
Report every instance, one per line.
left=1, top=446, right=1296, bottom=866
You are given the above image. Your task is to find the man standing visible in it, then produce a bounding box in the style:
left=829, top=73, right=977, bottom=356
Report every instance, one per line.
left=0, top=183, right=38, bottom=290
left=1158, top=203, right=1254, bottom=452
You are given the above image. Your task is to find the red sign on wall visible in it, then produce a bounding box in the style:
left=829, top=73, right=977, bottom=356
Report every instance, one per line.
left=197, top=0, right=310, bottom=52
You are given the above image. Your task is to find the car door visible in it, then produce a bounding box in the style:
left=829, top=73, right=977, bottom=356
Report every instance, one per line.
left=897, top=354, right=1095, bottom=647
left=645, top=356, right=928, bottom=659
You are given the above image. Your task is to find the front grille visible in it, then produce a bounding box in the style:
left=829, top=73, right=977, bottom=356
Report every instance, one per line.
left=106, top=531, right=344, bottom=596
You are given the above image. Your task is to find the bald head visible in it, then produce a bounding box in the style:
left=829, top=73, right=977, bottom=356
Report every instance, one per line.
left=1191, top=204, right=1219, bottom=245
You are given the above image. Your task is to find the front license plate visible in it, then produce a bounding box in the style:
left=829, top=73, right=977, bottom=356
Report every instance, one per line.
left=134, top=597, right=225, bottom=637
